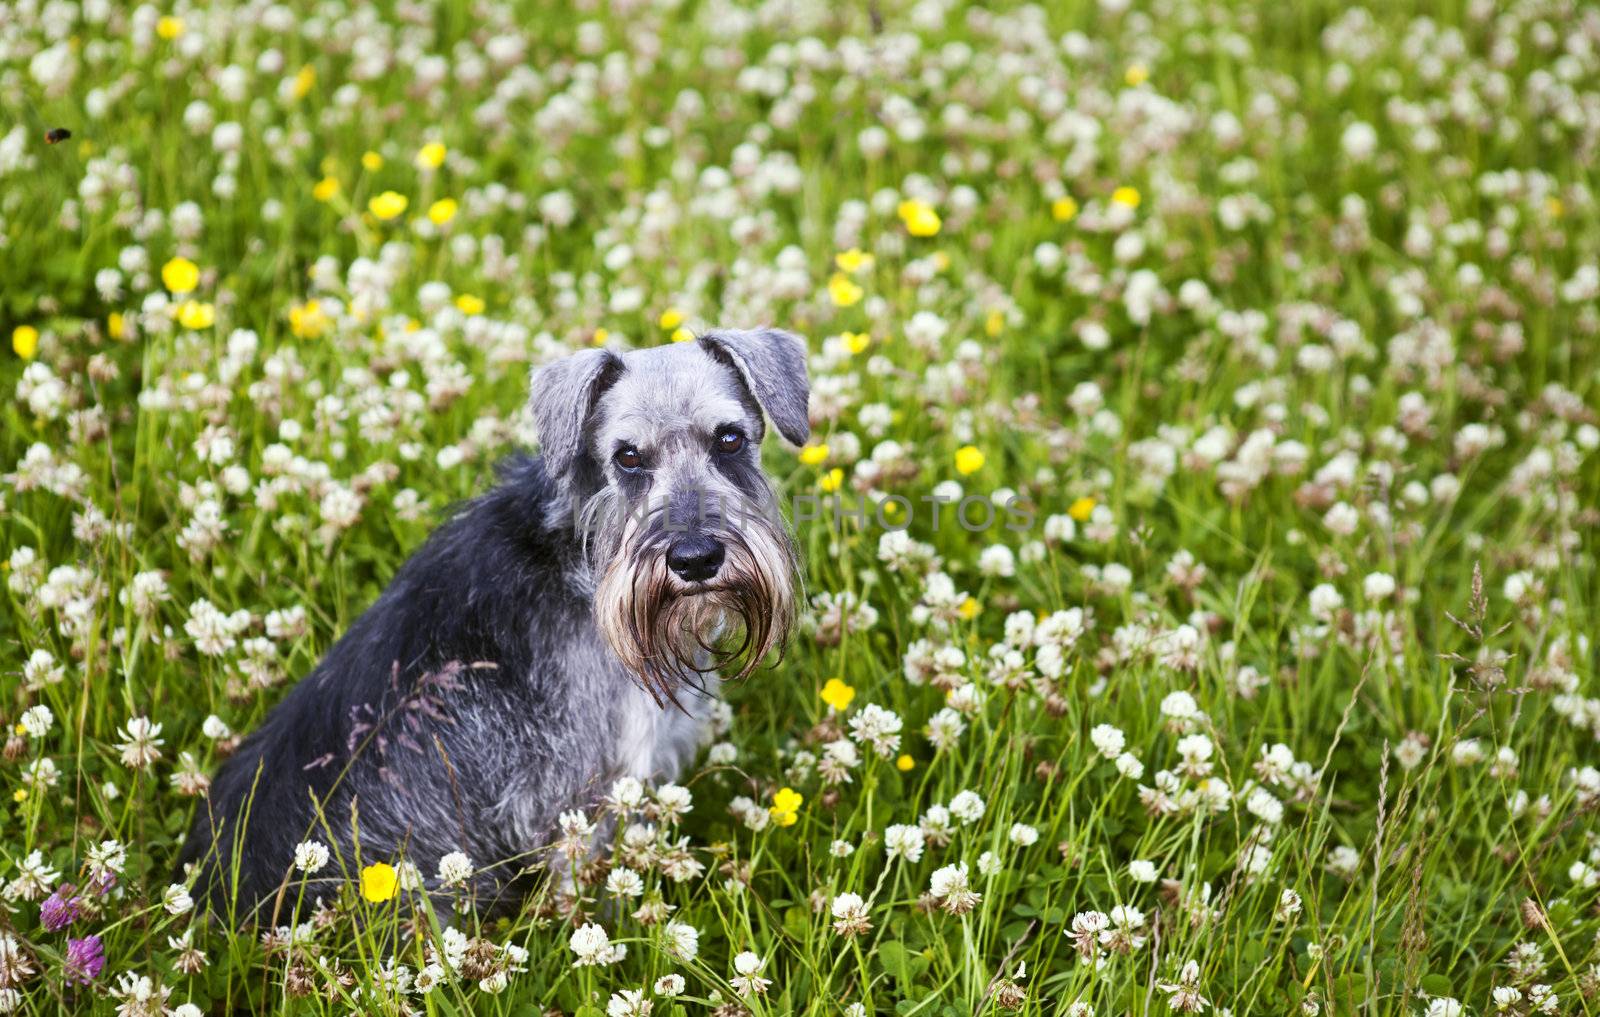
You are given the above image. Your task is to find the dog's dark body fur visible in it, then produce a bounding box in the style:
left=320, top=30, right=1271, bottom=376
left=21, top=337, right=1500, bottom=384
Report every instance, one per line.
left=181, top=456, right=616, bottom=916
left=179, top=331, right=810, bottom=922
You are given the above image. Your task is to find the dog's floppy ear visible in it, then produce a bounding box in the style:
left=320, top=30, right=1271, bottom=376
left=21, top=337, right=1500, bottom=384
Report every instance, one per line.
left=699, top=328, right=811, bottom=446
left=528, top=347, right=625, bottom=478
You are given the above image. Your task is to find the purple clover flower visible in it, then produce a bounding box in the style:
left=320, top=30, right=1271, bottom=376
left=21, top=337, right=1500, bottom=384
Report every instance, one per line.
left=40, top=884, right=82, bottom=932
left=64, top=935, right=104, bottom=984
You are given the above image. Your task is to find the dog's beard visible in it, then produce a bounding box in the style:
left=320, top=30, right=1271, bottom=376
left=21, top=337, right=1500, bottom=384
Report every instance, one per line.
left=591, top=507, right=796, bottom=708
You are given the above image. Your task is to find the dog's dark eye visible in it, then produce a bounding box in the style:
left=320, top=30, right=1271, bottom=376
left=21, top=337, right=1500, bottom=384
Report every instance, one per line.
left=715, top=429, right=745, bottom=455
left=614, top=446, right=643, bottom=472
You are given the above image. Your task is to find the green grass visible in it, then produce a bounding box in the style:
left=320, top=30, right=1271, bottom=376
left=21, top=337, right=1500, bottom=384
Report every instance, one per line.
left=2, top=0, right=1598, bottom=1014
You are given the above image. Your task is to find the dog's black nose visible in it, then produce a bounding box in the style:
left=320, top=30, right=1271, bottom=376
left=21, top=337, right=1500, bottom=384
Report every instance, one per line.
left=667, top=535, right=725, bottom=582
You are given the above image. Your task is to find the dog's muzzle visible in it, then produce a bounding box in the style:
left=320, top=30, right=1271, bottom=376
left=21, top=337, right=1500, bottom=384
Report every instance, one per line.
left=592, top=504, right=797, bottom=707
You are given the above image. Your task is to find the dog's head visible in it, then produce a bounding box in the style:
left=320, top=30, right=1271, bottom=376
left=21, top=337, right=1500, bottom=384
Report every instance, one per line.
left=529, top=329, right=809, bottom=705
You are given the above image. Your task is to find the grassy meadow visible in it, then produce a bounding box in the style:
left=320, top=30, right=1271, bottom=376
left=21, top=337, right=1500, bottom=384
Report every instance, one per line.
left=2, top=0, right=1599, bottom=1013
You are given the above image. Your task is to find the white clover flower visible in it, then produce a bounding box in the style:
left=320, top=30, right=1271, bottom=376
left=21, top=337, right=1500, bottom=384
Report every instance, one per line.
left=1090, top=723, right=1126, bottom=759
left=414, top=963, right=447, bottom=993
left=653, top=783, right=693, bottom=821
left=654, top=974, right=685, bottom=996
left=1327, top=845, right=1361, bottom=878
left=293, top=840, right=329, bottom=873
left=1159, top=690, right=1199, bottom=721
left=606, top=989, right=651, bottom=1017
left=1309, top=583, right=1344, bottom=621
left=568, top=922, right=614, bottom=966
left=730, top=951, right=771, bottom=997
left=1246, top=786, right=1285, bottom=825
left=436, top=851, right=473, bottom=887
left=1275, top=888, right=1303, bottom=921
left=978, top=544, right=1015, bottom=577
left=116, top=715, right=164, bottom=769
left=848, top=703, right=904, bottom=758
left=22, top=649, right=64, bottom=689
left=1341, top=120, right=1378, bottom=161
left=608, top=776, right=646, bottom=811
left=925, top=708, right=966, bottom=751
left=929, top=862, right=982, bottom=914
left=948, top=790, right=986, bottom=824
left=1363, top=572, right=1396, bottom=600
left=662, top=921, right=699, bottom=962
left=885, top=824, right=925, bottom=863
left=830, top=892, right=871, bottom=936
left=606, top=866, right=645, bottom=898
left=1009, top=823, right=1039, bottom=847
left=19, top=705, right=52, bottom=739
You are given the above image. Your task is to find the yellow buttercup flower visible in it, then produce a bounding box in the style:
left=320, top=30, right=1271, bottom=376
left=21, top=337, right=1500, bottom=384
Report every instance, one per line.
left=108, top=313, right=126, bottom=340
left=658, top=308, right=685, bottom=330
left=958, top=597, right=980, bottom=620
left=670, top=327, right=693, bottom=343
left=157, top=15, right=185, bottom=39
left=931, top=251, right=951, bottom=271
left=591, top=327, right=609, bottom=346
left=842, top=331, right=871, bottom=355
left=896, top=754, right=915, bottom=772
left=161, top=257, right=200, bottom=294
left=361, top=151, right=384, bottom=172
left=1111, top=186, right=1141, bottom=209
left=455, top=294, right=485, bottom=316
left=985, top=310, right=1004, bottom=338
left=428, top=198, right=458, bottom=225
left=289, top=300, right=330, bottom=339
left=291, top=65, right=315, bottom=101
left=368, top=191, right=408, bottom=221
left=954, top=445, right=985, bottom=475
left=798, top=443, right=829, bottom=466
left=897, top=199, right=942, bottom=237
left=828, top=273, right=863, bottom=307
left=1546, top=196, right=1564, bottom=218
left=1124, top=63, right=1149, bottom=86
left=416, top=141, right=447, bottom=170
left=360, top=862, right=398, bottom=902
left=1051, top=196, right=1079, bottom=222
left=770, top=787, right=803, bottom=826
left=820, top=678, right=856, bottom=712
left=834, top=248, right=874, bottom=273
left=819, top=467, right=844, bottom=493
left=12, top=789, right=25, bottom=803
left=176, top=300, right=215, bottom=330
left=313, top=177, right=340, bottom=202
left=1069, top=496, right=1097, bottom=521
left=12, top=326, right=39, bottom=360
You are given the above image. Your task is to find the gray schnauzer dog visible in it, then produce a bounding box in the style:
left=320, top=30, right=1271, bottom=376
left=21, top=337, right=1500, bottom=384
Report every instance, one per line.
left=179, top=329, right=809, bottom=920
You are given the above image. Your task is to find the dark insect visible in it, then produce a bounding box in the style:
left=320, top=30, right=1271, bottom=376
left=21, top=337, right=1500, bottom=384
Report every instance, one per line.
left=45, top=128, right=72, bottom=144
